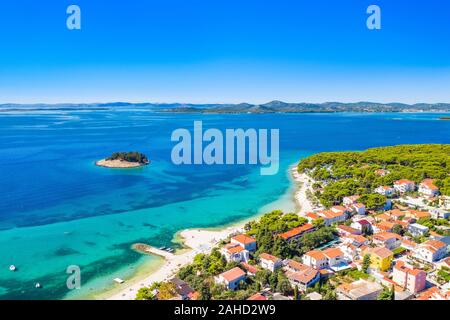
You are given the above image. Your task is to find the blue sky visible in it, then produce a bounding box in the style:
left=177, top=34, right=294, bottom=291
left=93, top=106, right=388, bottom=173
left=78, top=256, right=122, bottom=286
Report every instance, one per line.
left=0, top=0, right=449, bottom=104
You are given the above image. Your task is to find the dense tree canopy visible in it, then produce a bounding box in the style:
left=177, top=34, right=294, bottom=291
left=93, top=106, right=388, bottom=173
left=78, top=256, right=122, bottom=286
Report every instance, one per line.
left=298, top=144, right=450, bottom=206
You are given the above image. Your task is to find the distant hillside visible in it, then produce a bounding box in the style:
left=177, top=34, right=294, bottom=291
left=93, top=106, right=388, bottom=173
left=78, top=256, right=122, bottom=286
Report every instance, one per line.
left=1, top=101, right=450, bottom=113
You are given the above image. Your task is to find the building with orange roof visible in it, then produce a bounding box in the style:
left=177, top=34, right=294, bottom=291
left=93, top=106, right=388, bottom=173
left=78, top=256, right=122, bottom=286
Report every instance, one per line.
left=419, top=179, right=439, bottom=197
left=259, top=253, right=282, bottom=272
left=392, top=261, right=426, bottom=293
left=373, top=221, right=397, bottom=233
left=414, top=239, right=447, bottom=262
left=285, top=266, right=320, bottom=291
left=416, top=286, right=448, bottom=300
left=341, top=234, right=368, bottom=247
left=231, top=234, right=257, bottom=252
left=247, top=293, right=267, bottom=301
left=220, top=243, right=249, bottom=263
left=323, top=247, right=348, bottom=271
left=215, top=267, right=247, bottom=290
left=337, top=279, right=383, bottom=300
left=405, top=209, right=431, bottom=220
left=279, top=223, right=315, bottom=241
left=375, top=169, right=390, bottom=177
left=240, top=262, right=258, bottom=276
left=302, top=250, right=328, bottom=270
left=336, top=225, right=361, bottom=236
left=363, top=247, right=394, bottom=271
left=373, top=232, right=402, bottom=250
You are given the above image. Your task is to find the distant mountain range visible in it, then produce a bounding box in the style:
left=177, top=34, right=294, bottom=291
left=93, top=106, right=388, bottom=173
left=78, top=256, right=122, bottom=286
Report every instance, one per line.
left=2, top=101, right=450, bottom=113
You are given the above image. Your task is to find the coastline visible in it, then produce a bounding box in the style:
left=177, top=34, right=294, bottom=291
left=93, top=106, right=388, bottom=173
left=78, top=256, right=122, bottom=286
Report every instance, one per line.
left=95, top=159, right=148, bottom=168
left=102, top=163, right=313, bottom=300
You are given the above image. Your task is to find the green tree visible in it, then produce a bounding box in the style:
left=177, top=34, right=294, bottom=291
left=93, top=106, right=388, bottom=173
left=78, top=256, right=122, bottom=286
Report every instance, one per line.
left=362, top=254, right=371, bottom=273
left=135, top=287, right=155, bottom=300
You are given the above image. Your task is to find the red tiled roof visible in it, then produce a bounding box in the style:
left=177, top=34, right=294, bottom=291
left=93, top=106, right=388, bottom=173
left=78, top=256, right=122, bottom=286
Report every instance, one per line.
left=260, top=252, right=280, bottom=263
left=304, top=250, right=326, bottom=261
left=247, top=293, right=267, bottom=301
left=220, top=267, right=246, bottom=282
left=323, top=247, right=344, bottom=259
left=279, top=223, right=314, bottom=240
left=232, top=234, right=256, bottom=245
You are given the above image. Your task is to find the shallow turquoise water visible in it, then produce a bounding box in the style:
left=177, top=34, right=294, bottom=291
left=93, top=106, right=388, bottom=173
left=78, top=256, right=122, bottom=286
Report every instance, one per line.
left=0, top=110, right=449, bottom=299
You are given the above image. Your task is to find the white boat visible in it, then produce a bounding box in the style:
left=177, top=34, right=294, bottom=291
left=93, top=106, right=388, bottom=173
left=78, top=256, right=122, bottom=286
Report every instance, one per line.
left=9, top=265, right=16, bottom=271
left=35, top=283, right=42, bottom=289
left=113, top=278, right=125, bottom=284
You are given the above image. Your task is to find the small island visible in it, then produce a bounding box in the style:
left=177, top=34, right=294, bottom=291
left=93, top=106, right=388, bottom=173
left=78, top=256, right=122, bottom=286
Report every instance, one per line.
left=96, top=152, right=150, bottom=168
left=439, top=117, right=450, bottom=120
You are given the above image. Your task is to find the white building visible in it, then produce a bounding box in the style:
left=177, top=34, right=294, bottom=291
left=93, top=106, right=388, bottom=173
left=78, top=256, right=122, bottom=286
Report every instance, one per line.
left=408, top=223, right=429, bottom=237
left=259, top=253, right=282, bottom=272
left=394, top=179, right=416, bottom=193
left=430, top=208, right=450, bottom=219
left=231, top=234, right=257, bottom=252
left=375, top=186, right=395, bottom=197
left=302, top=250, right=328, bottom=270
left=215, top=267, right=247, bottom=290
left=343, top=195, right=360, bottom=206
left=413, top=240, right=447, bottom=263
left=220, top=243, right=250, bottom=263
left=418, top=179, right=439, bottom=197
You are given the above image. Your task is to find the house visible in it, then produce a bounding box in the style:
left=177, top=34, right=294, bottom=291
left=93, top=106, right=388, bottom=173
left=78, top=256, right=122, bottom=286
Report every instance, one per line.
left=375, top=186, right=395, bottom=197
left=337, top=279, right=383, bottom=300
left=259, top=253, right=282, bottom=272
left=303, top=250, right=328, bottom=270
left=392, top=261, right=426, bottom=294
left=336, top=225, right=362, bottom=236
left=215, top=267, right=247, bottom=290
left=279, top=223, right=315, bottom=241
left=240, top=262, right=258, bottom=276
left=315, top=210, right=346, bottom=226
left=414, top=240, right=447, bottom=262
left=385, top=209, right=406, bottom=221
left=351, top=219, right=372, bottom=234
left=220, top=243, right=249, bottom=263
left=418, top=179, right=439, bottom=197
left=343, top=195, right=361, bottom=206
left=323, top=247, right=348, bottom=271
left=169, top=278, right=196, bottom=300
left=363, top=247, right=394, bottom=271
left=351, top=203, right=366, bottom=215
left=247, top=293, right=268, bottom=301
left=231, top=234, right=257, bottom=252
left=341, top=234, right=369, bottom=247
left=416, top=287, right=449, bottom=300
left=339, top=243, right=358, bottom=261
left=401, top=238, right=418, bottom=251
left=430, top=208, right=450, bottom=219
left=373, top=221, right=397, bottom=233
left=406, top=210, right=431, bottom=220
left=331, top=205, right=349, bottom=215
left=373, top=232, right=402, bottom=250
left=285, top=267, right=320, bottom=292
left=408, top=223, right=429, bottom=237
left=394, top=179, right=416, bottom=193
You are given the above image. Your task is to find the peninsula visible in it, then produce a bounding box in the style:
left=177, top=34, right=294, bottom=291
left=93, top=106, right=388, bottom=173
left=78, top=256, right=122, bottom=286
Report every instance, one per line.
left=96, top=152, right=150, bottom=168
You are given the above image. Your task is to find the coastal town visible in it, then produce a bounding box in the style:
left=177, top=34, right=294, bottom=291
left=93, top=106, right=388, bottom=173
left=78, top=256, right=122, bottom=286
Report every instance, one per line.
left=123, top=145, right=450, bottom=301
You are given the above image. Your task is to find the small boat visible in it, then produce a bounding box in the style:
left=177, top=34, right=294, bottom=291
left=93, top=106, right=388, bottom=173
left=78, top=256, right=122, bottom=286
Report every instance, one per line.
left=159, top=246, right=166, bottom=250
left=35, top=283, right=42, bottom=289
left=114, top=278, right=125, bottom=284
left=166, top=248, right=174, bottom=253
left=9, top=265, right=16, bottom=272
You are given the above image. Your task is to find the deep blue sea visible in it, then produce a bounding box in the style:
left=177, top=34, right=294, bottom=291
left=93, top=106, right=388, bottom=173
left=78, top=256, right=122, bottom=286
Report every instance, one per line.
left=0, top=109, right=449, bottom=299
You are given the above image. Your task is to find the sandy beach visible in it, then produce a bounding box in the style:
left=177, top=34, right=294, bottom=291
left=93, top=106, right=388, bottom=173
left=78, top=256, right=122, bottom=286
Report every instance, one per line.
left=104, top=166, right=317, bottom=300
left=106, top=225, right=245, bottom=300
left=96, top=159, right=147, bottom=168
left=291, top=167, right=323, bottom=215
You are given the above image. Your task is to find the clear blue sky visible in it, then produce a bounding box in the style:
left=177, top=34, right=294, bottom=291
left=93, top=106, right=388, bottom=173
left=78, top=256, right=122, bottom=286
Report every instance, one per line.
left=0, top=0, right=449, bottom=104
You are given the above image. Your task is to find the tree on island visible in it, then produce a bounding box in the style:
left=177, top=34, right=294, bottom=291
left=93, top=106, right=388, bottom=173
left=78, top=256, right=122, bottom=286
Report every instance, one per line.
left=106, top=151, right=149, bottom=164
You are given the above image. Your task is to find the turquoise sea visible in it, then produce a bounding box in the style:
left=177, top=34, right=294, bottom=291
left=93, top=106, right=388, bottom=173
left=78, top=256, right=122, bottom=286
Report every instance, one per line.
left=0, top=110, right=449, bottom=299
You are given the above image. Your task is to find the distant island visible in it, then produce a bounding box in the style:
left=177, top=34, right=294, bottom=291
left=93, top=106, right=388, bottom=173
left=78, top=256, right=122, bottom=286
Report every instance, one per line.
left=439, top=117, right=450, bottom=120
left=96, top=152, right=150, bottom=168
left=2, top=101, right=450, bottom=114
